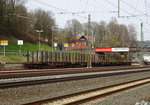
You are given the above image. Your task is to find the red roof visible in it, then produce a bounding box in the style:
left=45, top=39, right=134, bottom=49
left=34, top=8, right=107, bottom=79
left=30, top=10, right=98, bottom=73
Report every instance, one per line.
left=66, top=35, right=94, bottom=50
left=76, top=35, right=94, bottom=43
left=66, top=43, right=87, bottom=50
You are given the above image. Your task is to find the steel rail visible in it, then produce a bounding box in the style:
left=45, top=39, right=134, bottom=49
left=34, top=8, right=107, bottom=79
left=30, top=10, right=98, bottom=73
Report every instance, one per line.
left=0, top=65, right=144, bottom=73
left=23, top=77, right=150, bottom=105
left=1, top=66, right=150, bottom=79
left=0, top=68, right=150, bottom=89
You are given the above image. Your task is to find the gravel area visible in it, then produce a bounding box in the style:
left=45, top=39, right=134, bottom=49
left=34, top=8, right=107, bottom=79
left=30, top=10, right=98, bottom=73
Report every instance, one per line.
left=0, top=64, right=25, bottom=70
left=84, top=83, right=150, bottom=105
left=0, top=71, right=150, bottom=105
left=46, top=78, right=150, bottom=105
left=0, top=68, right=150, bottom=83
left=135, top=100, right=150, bottom=105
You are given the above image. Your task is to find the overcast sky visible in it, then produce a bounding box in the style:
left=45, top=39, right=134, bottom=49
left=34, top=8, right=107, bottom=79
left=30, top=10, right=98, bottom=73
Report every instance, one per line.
left=26, top=0, right=150, bottom=40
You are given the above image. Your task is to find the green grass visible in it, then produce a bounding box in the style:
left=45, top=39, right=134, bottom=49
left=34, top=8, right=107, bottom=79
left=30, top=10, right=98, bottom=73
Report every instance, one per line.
left=0, top=42, right=86, bottom=63
left=0, top=55, right=27, bottom=62
left=0, top=42, right=52, bottom=62
left=0, top=42, right=52, bottom=52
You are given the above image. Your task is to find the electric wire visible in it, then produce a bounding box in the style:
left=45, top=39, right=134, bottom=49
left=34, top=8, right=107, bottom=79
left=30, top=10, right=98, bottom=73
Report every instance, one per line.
left=105, top=0, right=150, bottom=24
left=80, top=0, right=117, bottom=14
left=135, top=0, right=139, bottom=14
left=105, top=0, right=150, bottom=40
left=55, top=11, right=117, bottom=14
left=34, top=0, right=117, bottom=16
left=106, top=0, right=140, bottom=17
left=33, top=0, right=87, bottom=19
left=144, top=0, right=149, bottom=23
left=84, top=0, right=88, bottom=12
left=94, top=0, right=112, bottom=11
left=31, top=0, right=150, bottom=34
left=121, top=0, right=148, bottom=16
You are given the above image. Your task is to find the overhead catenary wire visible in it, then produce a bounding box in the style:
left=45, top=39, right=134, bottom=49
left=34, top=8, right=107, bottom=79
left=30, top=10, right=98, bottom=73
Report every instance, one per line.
left=84, top=0, right=88, bottom=12
left=144, top=0, right=149, bottom=23
left=106, top=0, right=143, bottom=18
left=31, top=0, right=150, bottom=35
left=79, top=0, right=117, bottom=14
left=135, top=0, right=139, bottom=14
left=121, top=0, right=148, bottom=16
left=94, top=0, right=112, bottom=11
left=105, top=0, right=150, bottom=41
left=55, top=11, right=117, bottom=15
left=119, top=0, right=150, bottom=25
left=105, top=0, right=150, bottom=24
left=81, top=0, right=110, bottom=11
left=144, top=0, right=148, bottom=15
left=32, top=0, right=118, bottom=19
left=33, top=0, right=87, bottom=19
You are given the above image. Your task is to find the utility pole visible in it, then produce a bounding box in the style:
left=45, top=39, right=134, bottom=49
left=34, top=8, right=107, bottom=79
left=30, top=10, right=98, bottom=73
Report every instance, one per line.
left=140, top=23, right=144, bottom=67
left=52, top=28, right=53, bottom=52
left=118, top=0, right=120, bottom=18
left=36, top=30, right=43, bottom=52
left=51, top=27, right=57, bottom=52
left=87, top=14, right=92, bottom=68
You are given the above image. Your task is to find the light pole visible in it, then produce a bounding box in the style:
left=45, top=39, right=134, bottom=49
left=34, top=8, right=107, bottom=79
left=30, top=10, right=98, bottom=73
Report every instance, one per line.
left=51, top=27, right=57, bottom=51
left=36, top=30, right=43, bottom=51
left=52, top=28, right=53, bottom=51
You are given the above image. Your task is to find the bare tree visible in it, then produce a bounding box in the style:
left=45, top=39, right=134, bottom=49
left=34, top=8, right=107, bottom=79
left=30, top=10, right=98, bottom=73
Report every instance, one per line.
left=0, top=0, right=6, bottom=34
left=65, top=19, right=83, bottom=36
left=94, top=21, right=107, bottom=47
left=0, top=0, right=28, bottom=35
left=118, top=24, right=129, bottom=46
left=28, top=8, right=56, bottom=44
left=127, top=24, right=137, bottom=47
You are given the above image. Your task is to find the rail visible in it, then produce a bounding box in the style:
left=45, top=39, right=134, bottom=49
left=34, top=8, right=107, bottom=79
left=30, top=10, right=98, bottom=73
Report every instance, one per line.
left=1, top=68, right=150, bottom=89
left=23, top=77, right=150, bottom=105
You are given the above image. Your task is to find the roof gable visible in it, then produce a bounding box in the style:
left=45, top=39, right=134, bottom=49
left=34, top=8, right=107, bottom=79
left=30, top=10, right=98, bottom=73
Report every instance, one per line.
left=76, top=35, right=94, bottom=43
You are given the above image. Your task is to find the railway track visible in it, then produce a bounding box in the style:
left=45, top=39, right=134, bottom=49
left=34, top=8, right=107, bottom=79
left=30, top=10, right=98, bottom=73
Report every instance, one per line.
left=23, top=77, right=150, bottom=105
left=0, top=65, right=150, bottom=79
left=0, top=67, right=150, bottom=89
left=1, top=65, right=148, bottom=74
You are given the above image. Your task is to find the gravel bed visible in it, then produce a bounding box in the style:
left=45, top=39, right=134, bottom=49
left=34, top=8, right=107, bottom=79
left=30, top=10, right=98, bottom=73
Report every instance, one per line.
left=0, top=64, right=25, bottom=70
left=135, top=100, right=150, bottom=105
left=0, top=68, right=150, bottom=83
left=84, top=83, right=150, bottom=105
left=0, top=71, right=150, bottom=105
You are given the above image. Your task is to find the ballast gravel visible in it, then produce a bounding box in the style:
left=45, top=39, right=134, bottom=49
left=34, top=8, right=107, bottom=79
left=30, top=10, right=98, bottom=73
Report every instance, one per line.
left=135, top=100, right=150, bottom=105
left=0, top=68, right=149, bottom=84
left=0, top=70, right=150, bottom=105
left=82, top=82, right=150, bottom=105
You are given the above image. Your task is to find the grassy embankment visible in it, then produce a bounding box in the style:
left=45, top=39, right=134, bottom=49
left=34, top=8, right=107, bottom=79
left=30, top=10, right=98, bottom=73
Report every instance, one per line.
left=0, top=42, right=52, bottom=63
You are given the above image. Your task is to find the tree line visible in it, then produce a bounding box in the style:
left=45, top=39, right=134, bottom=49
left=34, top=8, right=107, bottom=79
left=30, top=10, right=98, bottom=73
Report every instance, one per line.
left=60, top=18, right=137, bottom=48
left=0, top=0, right=137, bottom=48
left=0, top=0, right=55, bottom=44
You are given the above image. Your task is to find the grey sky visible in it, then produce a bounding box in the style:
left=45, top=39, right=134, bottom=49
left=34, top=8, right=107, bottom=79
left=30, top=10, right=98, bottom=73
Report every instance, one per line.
left=26, top=0, right=150, bottom=40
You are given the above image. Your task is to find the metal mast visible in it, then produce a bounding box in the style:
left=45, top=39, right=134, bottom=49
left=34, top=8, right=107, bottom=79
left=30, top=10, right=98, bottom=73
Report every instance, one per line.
left=118, top=0, right=120, bottom=18
left=87, top=14, right=92, bottom=68
left=140, top=23, right=144, bottom=67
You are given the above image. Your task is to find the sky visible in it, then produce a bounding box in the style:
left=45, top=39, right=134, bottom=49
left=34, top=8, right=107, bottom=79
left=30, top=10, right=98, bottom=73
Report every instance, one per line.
left=26, top=0, right=150, bottom=40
